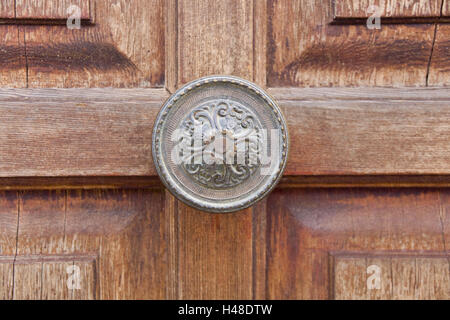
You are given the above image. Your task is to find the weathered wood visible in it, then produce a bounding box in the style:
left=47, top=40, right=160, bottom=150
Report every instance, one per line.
left=428, top=25, right=450, bottom=86
left=177, top=0, right=254, bottom=85
left=253, top=0, right=268, bottom=87
left=0, top=189, right=167, bottom=300
left=65, top=189, right=167, bottom=299
left=266, top=188, right=450, bottom=299
left=0, top=88, right=449, bottom=182
left=268, top=0, right=436, bottom=87
left=333, top=254, right=450, bottom=300
left=165, top=0, right=178, bottom=93
left=15, top=0, right=91, bottom=20
left=0, top=2, right=15, bottom=18
left=2, top=0, right=165, bottom=88
left=334, top=0, right=442, bottom=19
left=177, top=204, right=254, bottom=299
left=0, top=26, right=27, bottom=87
left=0, top=88, right=167, bottom=177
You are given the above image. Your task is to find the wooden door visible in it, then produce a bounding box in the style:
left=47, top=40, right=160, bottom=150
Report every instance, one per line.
left=0, top=0, right=449, bottom=300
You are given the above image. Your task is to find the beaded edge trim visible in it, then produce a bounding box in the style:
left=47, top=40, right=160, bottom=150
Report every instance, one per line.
left=152, top=76, right=289, bottom=213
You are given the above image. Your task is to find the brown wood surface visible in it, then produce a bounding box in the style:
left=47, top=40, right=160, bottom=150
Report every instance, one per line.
left=15, top=0, right=91, bottom=20
left=0, top=88, right=448, bottom=181
left=1, top=187, right=448, bottom=300
left=0, top=0, right=165, bottom=88
left=0, top=189, right=167, bottom=300
left=334, top=254, right=449, bottom=300
left=334, top=0, right=442, bottom=19
left=266, top=188, right=450, bottom=299
left=0, top=1, right=15, bottom=18
left=268, top=0, right=441, bottom=87
left=177, top=0, right=254, bottom=85
left=0, top=0, right=449, bottom=301
left=0, top=26, right=27, bottom=87
left=428, top=25, right=450, bottom=86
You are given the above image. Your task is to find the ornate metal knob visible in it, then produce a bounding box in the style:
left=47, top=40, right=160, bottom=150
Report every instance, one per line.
left=152, top=76, right=289, bottom=213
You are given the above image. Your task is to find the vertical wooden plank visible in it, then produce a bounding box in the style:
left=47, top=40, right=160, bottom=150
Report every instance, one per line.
left=0, top=192, right=19, bottom=256
left=41, top=261, right=71, bottom=300
left=13, top=262, right=42, bottom=300
left=415, top=257, right=450, bottom=299
left=252, top=199, right=267, bottom=300
left=365, top=258, right=393, bottom=300
left=253, top=0, right=268, bottom=87
left=165, top=190, right=178, bottom=300
left=172, top=0, right=257, bottom=300
left=0, top=263, right=14, bottom=300
left=177, top=204, right=253, bottom=299
left=70, top=260, right=97, bottom=300
left=177, top=0, right=254, bottom=85
left=0, top=192, right=18, bottom=300
left=100, top=0, right=165, bottom=86
left=165, top=0, right=178, bottom=92
left=441, top=190, right=450, bottom=268
left=391, top=258, right=416, bottom=300
left=334, top=258, right=367, bottom=300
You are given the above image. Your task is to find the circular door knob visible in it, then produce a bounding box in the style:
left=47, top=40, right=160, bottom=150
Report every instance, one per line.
left=152, top=76, right=289, bottom=213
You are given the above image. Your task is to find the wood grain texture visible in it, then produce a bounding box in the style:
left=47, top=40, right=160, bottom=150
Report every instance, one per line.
left=0, top=1, right=15, bottom=18
left=165, top=0, right=178, bottom=93
left=0, top=88, right=449, bottom=180
left=266, top=188, right=450, bottom=299
left=15, top=0, right=91, bottom=20
left=0, top=192, right=19, bottom=256
left=428, top=25, right=450, bottom=86
left=3, top=0, right=165, bottom=88
left=176, top=204, right=253, bottom=299
left=0, top=189, right=167, bottom=300
left=271, top=87, right=450, bottom=175
left=177, top=0, right=254, bottom=85
left=334, top=254, right=450, bottom=300
left=0, top=26, right=27, bottom=87
left=0, top=88, right=167, bottom=177
left=253, top=0, right=268, bottom=87
left=65, top=189, right=167, bottom=299
left=334, top=0, right=442, bottom=19
left=268, top=0, right=436, bottom=87
left=3, top=255, right=96, bottom=300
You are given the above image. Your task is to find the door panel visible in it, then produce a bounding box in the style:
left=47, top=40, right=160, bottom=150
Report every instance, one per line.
left=0, top=190, right=167, bottom=299
left=0, top=0, right=449, bottom=300
left=266, top=188, right=449, bottom=299
left=0, top=0, right=165, bottom=88
left=267, top=0, right=447, bottom=87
